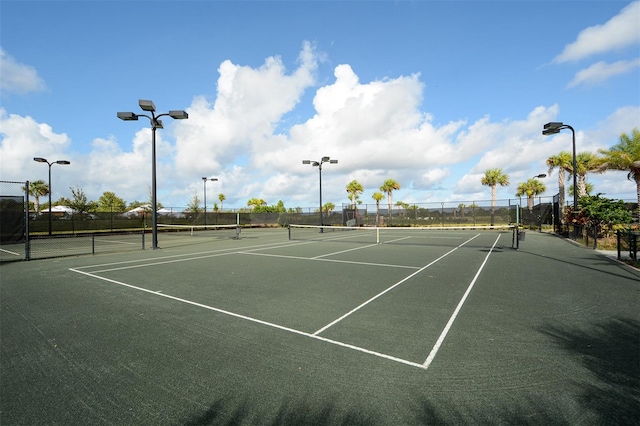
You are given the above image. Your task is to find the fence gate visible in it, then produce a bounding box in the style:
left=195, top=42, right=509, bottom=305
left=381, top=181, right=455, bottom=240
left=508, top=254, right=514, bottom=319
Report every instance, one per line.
left=0, top=180, right=29, bottom=262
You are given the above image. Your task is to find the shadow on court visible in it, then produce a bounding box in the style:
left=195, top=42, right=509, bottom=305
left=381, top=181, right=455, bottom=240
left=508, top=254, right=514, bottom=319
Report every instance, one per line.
left=181, top=318, right=639, bottom=425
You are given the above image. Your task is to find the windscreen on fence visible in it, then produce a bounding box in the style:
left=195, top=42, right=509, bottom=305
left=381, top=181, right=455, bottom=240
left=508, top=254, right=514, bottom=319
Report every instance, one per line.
left=0, top=196, right=25, bottom=244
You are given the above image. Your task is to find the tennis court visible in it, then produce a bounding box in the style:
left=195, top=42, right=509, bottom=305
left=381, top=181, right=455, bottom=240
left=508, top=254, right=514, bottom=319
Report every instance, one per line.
left=1, top=227, right=638, bottom=424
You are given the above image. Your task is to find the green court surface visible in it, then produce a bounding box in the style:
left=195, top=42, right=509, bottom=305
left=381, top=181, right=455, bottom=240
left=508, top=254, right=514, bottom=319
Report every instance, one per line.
left=1, top=228, right=638, bottom=424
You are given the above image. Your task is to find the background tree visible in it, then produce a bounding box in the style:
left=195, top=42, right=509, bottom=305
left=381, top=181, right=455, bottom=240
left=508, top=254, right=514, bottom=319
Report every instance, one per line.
left=26, top=180, right=49, bottom=214
left=546, top=151, right=573, bottom=220
left=247, top=198, right=266, bottom=210
left=515, top=178, right=546, bottom=211
left=97, top=191, right=127, bottom=212
left=346, top=180, right=363, bottom=209
left=575, top=152, right=601, bottom=197
left=372, top=191, right=385, bottom=225
left=481, top=168, right=509, bottom=225
left=322, top=202, right=335, bottom=216
left=218, top=193, right=226, bottom=212
left=187, top=193, right=201, bottom=214
left=481, top=169, right=509, bottom=208
left=380, top=179, right=400, bottom=225
left=598, top=127, right=640, bottom=220
left=68, top=186, right=98, bottom=216
left=395, top=201, right=409, bottom=218
left=458, top=203, right=466, bottom=217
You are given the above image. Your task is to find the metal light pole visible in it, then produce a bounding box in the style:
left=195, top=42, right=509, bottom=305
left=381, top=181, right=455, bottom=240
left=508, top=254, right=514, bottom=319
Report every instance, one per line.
left=302, top=157, right=338, bottom=229
left=118, top=100, right=188, bottom=249
left=33, top=157, right=70, bottom=236
left=202, top=177, right=218, bottom=227
left=543, top=122, right=578, bottom=239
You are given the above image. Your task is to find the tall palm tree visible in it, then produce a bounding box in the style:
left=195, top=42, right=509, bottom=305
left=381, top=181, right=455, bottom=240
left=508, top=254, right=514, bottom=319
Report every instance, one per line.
left=481, top=168, right=509, bottom=226
left=218, top=193, right=226, bottom=212
left=575, top=152, right=601, bottom=197
left=515, top=178, right=546, bottom=211
left=481, top=169, right=509, bottom=210
left=380, top=179, right=401, bottom=225
left=598, top=127, right=640, bottom=219
left=27, top=180, right=49, bottom=214
left=346, top=180, right=363, bottom=209
left=372, top=191, right=385, bottom=226
left=546, top=151, right=573, bottom=220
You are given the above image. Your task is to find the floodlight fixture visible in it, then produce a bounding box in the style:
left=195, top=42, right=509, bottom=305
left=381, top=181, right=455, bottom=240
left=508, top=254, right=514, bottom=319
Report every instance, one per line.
left=138, top=99, right=156, bottom=112
left=33, top=156, right=70, bottom=235
left=169, top=110, right=189, bottom=120
left=533, top=174, right=546, bottom=178
left=302, top=156, right=338, bottom=229
left=117, top=112, right=138, bottom=121
left=117, top=99, right=190, bottom=249
left=542, top=121, right=578, bottom=239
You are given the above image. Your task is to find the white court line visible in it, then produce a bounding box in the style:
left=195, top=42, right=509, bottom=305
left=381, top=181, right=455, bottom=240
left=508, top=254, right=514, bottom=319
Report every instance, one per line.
left=238, top=251, right=420, bottom=270
left=312, top=243, right=379, bottom=259
left=73, top=240, right=310, bottom=271
left=68, top=267, right=425, bottom=369
left=422, top=234, right=501, bottom=369
left=312, top=234, right=481, bottom=336
left=69, top=231, right=498, bottom=370
left=0, top=248, right=21, bottom=256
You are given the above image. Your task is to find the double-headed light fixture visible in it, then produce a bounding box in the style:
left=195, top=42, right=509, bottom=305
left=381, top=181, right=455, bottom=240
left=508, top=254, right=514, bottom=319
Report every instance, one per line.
left=33, top=157, right=71, bottom=235
left=118, top=100, right=188, bottom=249
left=303, top=156, right=338, bottom=228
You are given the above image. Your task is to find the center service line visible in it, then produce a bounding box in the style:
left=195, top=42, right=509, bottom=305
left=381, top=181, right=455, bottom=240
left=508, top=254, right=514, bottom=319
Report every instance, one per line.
left=422, top=234, right=501, bottom=369
left=312, top=234, right=481, bottom=336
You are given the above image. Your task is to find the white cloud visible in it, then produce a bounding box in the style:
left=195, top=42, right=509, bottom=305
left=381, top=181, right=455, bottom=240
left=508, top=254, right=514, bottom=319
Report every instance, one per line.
left=0, top=48, right=47, bottom=95
left=2, top=43, right=639, bottom=209
left=554, top=1, right=640, bottom=63
left=0, top=108, right=70, bottom=179
left=567, top=59, right=640, bottom=87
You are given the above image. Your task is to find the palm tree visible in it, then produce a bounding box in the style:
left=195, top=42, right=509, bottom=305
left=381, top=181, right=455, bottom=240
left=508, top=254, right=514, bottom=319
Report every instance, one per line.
left=372, top=192, right=385, bottom=225
left=481, top=169, right=509, bottom=210
left=515, top=179, right=547, bottom=211
left=346, top=180, right=364, bottom=209
left=575, top=152, right=601, bottom=197
left=380, top=179, right=401, bottom=226
left=546, top=151, right=573, bottom=220
left=218, top=193, right=226, bottom=212
left=27, top=180, right=49, bottom=214
left=481, top=169, right=509, bottom=226
left=598, top=127, right=640, bottom=219
left=458, top=203, right=466, bottom=217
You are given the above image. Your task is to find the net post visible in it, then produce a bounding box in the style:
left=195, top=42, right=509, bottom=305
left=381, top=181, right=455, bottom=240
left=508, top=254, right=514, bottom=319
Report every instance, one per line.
left=288, top=225, right=291, bottom=240
left=142, top=230, right=145, bottom=250
left=25, top=180, right=31, bottom=261
left=92, top=234, right=95, bottom=255
left=376, top=227, right=380, bottom=244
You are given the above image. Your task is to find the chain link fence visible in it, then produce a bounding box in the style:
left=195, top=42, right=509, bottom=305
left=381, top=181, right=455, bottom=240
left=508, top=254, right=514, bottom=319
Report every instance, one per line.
left=3, top=189, right=636, bottom=262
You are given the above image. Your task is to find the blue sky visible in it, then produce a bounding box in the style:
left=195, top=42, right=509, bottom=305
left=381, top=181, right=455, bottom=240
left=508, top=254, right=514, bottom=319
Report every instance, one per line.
left=1, top=0, right=639, bottom=210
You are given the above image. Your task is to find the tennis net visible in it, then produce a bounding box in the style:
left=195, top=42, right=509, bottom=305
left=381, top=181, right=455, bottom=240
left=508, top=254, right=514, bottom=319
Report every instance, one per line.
left=288, top=224, right=520, bottom=249
left=157, top=223, right=241, bottom=240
